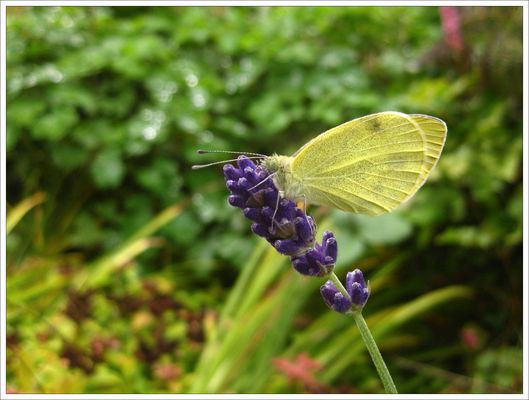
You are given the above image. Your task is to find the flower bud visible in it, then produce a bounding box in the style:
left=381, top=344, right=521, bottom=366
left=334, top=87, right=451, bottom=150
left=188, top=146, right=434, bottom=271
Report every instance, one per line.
left=320, top=281, right=352, bottom=312
left=346, top=269, right=370, bottom=309
left=320, top=269, right=370, bottom=313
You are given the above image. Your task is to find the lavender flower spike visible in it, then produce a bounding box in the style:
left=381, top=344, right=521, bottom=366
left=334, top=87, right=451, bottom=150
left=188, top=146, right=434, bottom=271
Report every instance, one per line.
left=320, top=268, right=370, bottom=313
left=219, top=156, right=393, bottom=392
left=224, top=156, right=335, bottom=276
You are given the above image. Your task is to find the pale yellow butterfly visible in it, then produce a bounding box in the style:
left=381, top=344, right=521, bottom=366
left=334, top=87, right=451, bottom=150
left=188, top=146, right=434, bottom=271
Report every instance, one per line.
left=259, top=111, right=447, bottom=215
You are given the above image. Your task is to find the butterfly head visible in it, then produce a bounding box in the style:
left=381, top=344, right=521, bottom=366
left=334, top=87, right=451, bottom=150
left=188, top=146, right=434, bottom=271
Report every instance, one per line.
left=262, top=154, right=302, bottom=199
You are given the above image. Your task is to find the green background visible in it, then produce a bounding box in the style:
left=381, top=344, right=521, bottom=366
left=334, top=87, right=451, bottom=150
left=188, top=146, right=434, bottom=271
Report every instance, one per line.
left=6, top=6, right=523, bottom=394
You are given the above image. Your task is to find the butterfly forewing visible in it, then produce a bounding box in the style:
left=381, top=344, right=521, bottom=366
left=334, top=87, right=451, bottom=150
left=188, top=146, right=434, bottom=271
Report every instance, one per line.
left=291, top=111, right=446, bottom=215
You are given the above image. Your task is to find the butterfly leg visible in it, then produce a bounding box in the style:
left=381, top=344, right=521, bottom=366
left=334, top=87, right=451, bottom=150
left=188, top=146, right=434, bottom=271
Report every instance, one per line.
left=300, top=194, right=315, bottom=236
left=248, top=172, right=276, bottom=192
left=271, top=190, right=283, bottom=230
left=300, top=194, right=307, bottom=213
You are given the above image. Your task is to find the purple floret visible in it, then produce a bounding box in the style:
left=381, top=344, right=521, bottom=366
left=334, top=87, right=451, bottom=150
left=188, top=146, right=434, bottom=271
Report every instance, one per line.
left=320, top=281, right=353, bottom=312
left=346, top=269, right=370, bottom=308
left=290, top=231, right=337, bottom=277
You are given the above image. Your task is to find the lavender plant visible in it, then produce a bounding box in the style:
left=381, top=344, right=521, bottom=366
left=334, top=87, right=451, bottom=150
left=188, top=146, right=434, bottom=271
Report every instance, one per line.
left=223, top=155, right=398, bottom=394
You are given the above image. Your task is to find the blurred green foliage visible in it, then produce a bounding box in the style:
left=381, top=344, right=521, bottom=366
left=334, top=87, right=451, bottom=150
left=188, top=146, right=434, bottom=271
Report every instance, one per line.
left=6, top=6, right=523, bottom=394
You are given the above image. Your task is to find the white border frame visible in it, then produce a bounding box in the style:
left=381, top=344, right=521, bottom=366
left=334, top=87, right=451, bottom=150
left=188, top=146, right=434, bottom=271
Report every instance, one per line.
left=1, top=1, right=527, bottom=399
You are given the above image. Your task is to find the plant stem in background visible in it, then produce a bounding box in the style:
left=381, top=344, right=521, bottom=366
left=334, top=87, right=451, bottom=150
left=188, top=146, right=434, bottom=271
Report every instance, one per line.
left=350, top=311, right=398, bottom=394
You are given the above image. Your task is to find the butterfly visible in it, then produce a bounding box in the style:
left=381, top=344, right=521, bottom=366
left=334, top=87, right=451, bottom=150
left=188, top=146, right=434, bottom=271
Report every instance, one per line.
left=195, top=111, right=447, bottom=216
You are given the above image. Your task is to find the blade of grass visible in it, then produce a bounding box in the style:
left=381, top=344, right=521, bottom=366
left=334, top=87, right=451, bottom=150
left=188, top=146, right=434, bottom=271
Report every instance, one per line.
left=191, top=239, right=268, bottom=392
left=220, top=239, right=269, bottom=320
left=233, top=247, right=287, bottom=319
left=6, top=192, right=47, bottom=234
left=73, top=201, right=187, bottom=290
left=320, top=285, right=473, bottom=382
left=192, top=247, right=287, bottom=392
left=127, top=201, right=189, bottom=242
left=202, top=281, right=286, bottom=392
left=73, top=237, right=164, bottom=290
left=235, top=275, right=314, bottom=392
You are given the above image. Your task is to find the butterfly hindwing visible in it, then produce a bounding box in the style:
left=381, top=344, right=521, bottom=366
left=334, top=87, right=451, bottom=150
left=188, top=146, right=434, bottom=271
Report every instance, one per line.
left=406, top=114, right=447, bottom=200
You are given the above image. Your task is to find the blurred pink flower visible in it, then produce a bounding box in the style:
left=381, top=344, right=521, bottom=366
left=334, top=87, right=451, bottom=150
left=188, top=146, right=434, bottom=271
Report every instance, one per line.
left=461, top=327, right=481, bottom=350
left=440, top=6, right=464, bottom=53
left=273, top=352, right=323, bottom=391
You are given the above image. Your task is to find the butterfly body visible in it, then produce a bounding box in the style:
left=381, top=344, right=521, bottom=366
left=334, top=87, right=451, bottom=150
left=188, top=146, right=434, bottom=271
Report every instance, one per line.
left=262, top=154, right=302, bottom=199
left=261, top=111, right=447, bottom=216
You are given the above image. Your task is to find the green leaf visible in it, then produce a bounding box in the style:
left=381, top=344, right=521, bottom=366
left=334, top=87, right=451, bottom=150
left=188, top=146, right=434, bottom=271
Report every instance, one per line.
left=354, top=213, right=413, bottom=245
left=32, top=107, right=79, bottom=141
left=90, top=148, right=125, bottom=188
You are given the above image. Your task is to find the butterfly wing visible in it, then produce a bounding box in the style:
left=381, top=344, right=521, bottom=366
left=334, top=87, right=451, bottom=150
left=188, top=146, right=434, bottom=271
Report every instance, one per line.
left=406, top=114, right=447, bottom=199
left=291, top=111, right=447, bottom=215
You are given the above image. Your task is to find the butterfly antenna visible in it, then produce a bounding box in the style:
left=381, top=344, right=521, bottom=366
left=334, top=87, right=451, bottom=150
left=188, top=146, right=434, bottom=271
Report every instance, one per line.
left=191, top=156, right=265, bottom=170
left=197, top=149, right=267, bottom=157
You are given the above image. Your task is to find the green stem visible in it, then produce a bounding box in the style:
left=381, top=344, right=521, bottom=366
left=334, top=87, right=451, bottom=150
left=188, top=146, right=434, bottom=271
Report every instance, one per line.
left=327, top=271, right=397, bottom=393
left=351, top=311, right=398, bottom=394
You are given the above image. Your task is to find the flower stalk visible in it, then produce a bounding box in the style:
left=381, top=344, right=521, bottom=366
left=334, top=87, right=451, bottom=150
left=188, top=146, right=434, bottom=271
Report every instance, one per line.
left=222, top=155, right=398, bottom=394
left=350, top=311, right=398, bottom=394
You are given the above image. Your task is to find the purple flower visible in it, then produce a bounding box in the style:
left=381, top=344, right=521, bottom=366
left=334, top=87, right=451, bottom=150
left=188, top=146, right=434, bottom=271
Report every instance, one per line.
left=320, top=269, right=370, bottom=313
left=224, top=156, right=336, bottom=276
left=320, top=281, right=352, bottom=312
left=346, top=269, right=370, bottom=308
left=291, top=231, right=337, bottom=277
